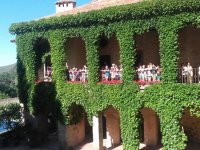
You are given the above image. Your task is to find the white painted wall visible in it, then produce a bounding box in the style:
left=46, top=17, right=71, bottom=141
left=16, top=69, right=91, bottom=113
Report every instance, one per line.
left=56, top=2, right=76, bottom=13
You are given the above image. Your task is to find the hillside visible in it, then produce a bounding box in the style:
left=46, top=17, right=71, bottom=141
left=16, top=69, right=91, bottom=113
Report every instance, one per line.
left=0, top=64, right=17, bottom=99
left=0, top=63, right=16, bottom=74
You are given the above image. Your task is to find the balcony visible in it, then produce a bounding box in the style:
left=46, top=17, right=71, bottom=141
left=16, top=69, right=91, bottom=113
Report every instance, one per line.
left=43, top=66, right=53, bottom=82
left=177, top=68, right=200, bottom=83
left=40, top=65, right=200, bottom=85
left=68, top=66, right=88, bottom=83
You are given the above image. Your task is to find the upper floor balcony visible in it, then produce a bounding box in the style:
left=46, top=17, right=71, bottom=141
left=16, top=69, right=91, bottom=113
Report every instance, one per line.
left=178, top=66, right=200, bottom=83
left=35, top=26, right=200, bottom=87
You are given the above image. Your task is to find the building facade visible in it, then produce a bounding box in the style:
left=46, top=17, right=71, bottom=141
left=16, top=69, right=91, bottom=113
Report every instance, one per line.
left=10, top=0, right=200, bottom=149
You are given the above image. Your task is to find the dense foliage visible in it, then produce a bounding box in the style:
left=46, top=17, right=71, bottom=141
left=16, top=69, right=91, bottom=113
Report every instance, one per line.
left=0, top=103, right=24, bottom=147
left=11, top=0, right=200, bottom=149
left=0, top=103, right=22, bottom=130
left=0, top=71, right=17, bottom=99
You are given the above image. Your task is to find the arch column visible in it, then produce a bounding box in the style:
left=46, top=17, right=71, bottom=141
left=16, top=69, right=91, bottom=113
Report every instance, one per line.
left=158, top=20, right=179, bottom=82
left=117, top=28, right=135, bottom=83
left=84, top=31, right=100, bottom=84
left=49, top=31, right=66, bottom=82
left=93, top=113, right=103, bottom=150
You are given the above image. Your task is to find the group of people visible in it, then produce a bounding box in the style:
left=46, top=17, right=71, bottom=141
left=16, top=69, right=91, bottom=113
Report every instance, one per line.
left=65, top=63, right=88, bottom=82
left=180, top=62, right=200, bottom=83
left=136, top=63, right=161, bottom=82
left=44, top=62, right=200, bottom=84
left=181, top=62, right=194, bottom=83
left=100, top=64, right=123, bottom=81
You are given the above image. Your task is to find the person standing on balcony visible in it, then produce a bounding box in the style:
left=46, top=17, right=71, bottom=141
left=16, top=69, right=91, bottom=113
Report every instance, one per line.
left=151, top=64, right=157, bottom=81
left=110, top=64, right=115, bottom=81
left=47, top=66, right=52, bottom=77
left=104, top=65, right=110, bottom=81
left=187, top=62, right=193, bottom=83
left=137, top=65, right=143, bottom=82
left=181, top=63, right=188, bottom=83
left=156, top=66, right=161, bottom=81
left=81, top=65, right=87, bottom=82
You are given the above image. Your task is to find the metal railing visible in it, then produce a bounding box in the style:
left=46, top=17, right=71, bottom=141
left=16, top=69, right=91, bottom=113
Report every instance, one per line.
left=177, top=68, right=200, bottom=83
left=39, top=66, right=200, bottom=85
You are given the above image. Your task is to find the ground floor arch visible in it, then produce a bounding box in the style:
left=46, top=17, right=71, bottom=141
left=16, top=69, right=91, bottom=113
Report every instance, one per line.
left=181, top=108, right=200, bottom=150
left=92, top=106, right=122, bottom=150
left=58, top=104, right=92, bottom=149
left=139, top=108, right=162, bottom=149
left=178, top=25, right=200, bottom=83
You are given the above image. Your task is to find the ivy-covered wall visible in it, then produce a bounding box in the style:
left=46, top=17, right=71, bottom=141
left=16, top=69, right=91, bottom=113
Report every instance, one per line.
left=10, top=0, right=200, bottom=149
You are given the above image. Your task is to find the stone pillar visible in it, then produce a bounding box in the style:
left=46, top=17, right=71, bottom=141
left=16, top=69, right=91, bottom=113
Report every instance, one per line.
left=141, top=108, right=159, bottom=146
left=58, top=121, right=68, bottom=150
left=105, top=107, right=120, bottom=148
left=106, top=131, right=112, bottom=148
left=93, top=114, right=103, bottom=150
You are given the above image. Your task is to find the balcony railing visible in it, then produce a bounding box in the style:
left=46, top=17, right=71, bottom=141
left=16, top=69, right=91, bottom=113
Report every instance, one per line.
left=39, top=65, right=200, bottom=85
left=68, top=69, right=88, bottom=83
left=43, top=66, right=53, bottom=82
left=177, top=68, right=200, bottom=83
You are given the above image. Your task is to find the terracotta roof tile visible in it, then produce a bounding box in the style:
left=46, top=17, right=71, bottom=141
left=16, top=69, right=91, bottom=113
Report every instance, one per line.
left=56, top=0, right=76, bottom=4
left=48, top=0, right=144, bottom=18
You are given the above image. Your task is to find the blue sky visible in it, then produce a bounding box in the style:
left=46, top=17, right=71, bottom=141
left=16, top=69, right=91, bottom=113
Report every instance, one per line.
left=0, top=0, right=90, bottom=67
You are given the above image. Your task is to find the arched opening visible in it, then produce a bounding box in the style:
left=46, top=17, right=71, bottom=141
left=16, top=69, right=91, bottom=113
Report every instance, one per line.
left=139, top=108, right=162, bottom=150
left=103, top=106, right=122, bottom=149
left=181, top=108, right=200, bottom=150
left=58, top=104, right=92, bottom=149
left=98, top=35, right=122, bottom=83
left=34, top=38, right=51, bottom=82
left=135, top=30, right=160, bottom=86
left=178, top=25, right=200, bottom=83
left=65, top=37, right=87, bottom=82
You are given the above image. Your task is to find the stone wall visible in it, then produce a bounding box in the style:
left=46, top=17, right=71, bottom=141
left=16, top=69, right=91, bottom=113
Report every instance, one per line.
left=135, top=30, right=160, bottom=66
left=105, top=107, right=121, bottom=147
left=65, top=37, right=87, bottom=69
left=181, top=109, right=200, bottom=143
left=37, top=64, right=44, bottom=81
left=140, top=108, right=159, bottom=146
left=99, top=35, right=120, bottom=66
left=58, top=119, right=85, bottom=149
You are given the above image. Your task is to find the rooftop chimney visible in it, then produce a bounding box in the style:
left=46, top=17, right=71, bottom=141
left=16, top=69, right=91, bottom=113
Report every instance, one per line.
left=55, top=0, right=76, bottom=13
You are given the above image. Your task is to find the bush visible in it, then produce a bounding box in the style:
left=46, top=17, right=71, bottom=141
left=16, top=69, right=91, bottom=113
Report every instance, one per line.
left=0, top=103, right=23, bottom=131
left=0, top=103, right=24, bottom=147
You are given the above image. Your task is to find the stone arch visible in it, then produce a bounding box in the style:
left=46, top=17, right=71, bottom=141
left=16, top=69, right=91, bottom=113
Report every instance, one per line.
left=180, top=108, right=200, bottom=149
left=178, top=25, right=200, bottom=83
left=135, top=29, right=160, bottom=83
left=58, top=103, right=92, bottom=149
left=98, top=34, right=121, bottom=82
left=98, top=34, right=120, bottom=68
left=65, top=37, right=86, bottom=69
left=135, top=29, right=160, bottom=67
left=64, top=37, right=87, bottom=82
left=34, top=38, right=51, bottom=81
left=103, top=106, right=122, bottom=149
left=139, top=107, right=162, bottom=149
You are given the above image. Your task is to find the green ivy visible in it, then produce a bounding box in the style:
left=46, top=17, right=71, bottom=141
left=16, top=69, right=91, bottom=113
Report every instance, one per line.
left=11, top=0, right=200, bottom=149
